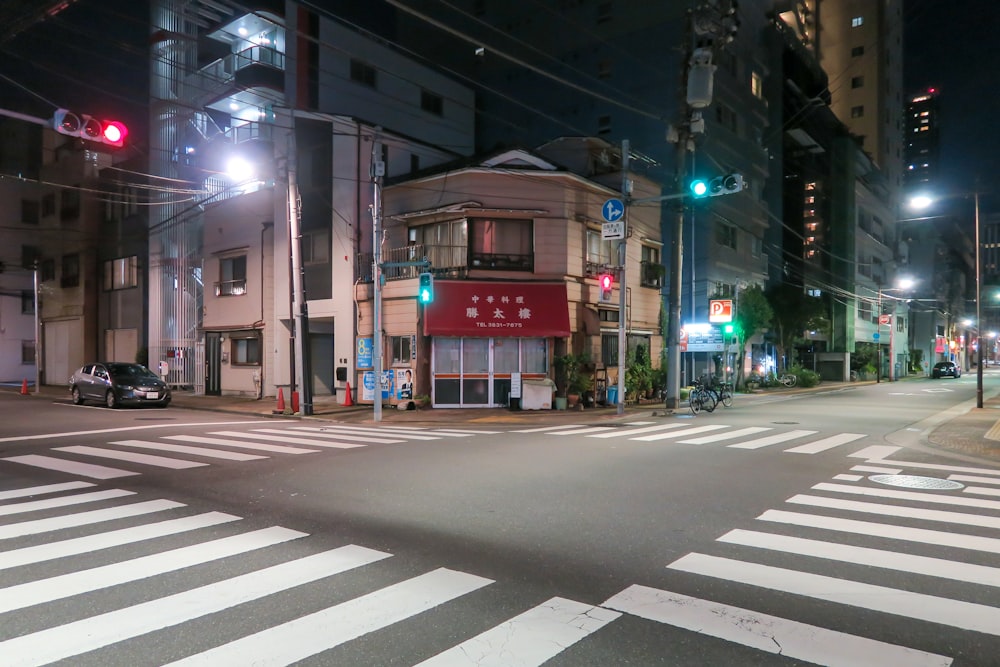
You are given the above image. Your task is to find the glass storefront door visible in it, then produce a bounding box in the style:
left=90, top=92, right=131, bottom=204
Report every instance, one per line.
left=432, top=337, right=548, bottom=407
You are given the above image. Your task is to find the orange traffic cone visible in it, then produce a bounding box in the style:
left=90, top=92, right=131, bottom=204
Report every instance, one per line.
left=20, top=378, right=29, bottom=395
left=273, top=387, right=285, bottom=414
left=342, top=381, right=354, bottom=407
left=291, top=391, right=300, bottom=414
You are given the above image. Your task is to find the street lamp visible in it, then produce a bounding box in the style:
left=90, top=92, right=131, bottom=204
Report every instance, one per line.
left=910, top=191, right=983, bottom=407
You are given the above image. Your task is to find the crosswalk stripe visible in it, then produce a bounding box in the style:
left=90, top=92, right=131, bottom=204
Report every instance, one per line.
left=602, top=584, right=949, bottom=667
left=811, top=481, right=1000, bottom=511
left=109, top=440, right=266, bottom=461
left=719, top=528, right=1000, bottom=588
left=587, top=423, right=688, bottom=438
left=163, top=435, right=319, bottom=454
left=949, top=474, right=1000, bottom=485
left=758, top=509, right=1000, bottom=553
left=0, top=481, right=95, bottom=501
left=0, top=489, right=134, bottom=517
left=834, top=474, right=865, bottom=481
left=167, top=568, right=494, bottom=666
left=293, top=425, right=441, bottom=440
left=434, top=429, right=501, bottom=435
left=0, top=511, right=241, bottom=571
left=208, top=430, right=367, bottom=449
left=3, top=455, right=139, bottom=479
left=416, top=597, right=620, bottom=667
left=266, top=427, right=404, bottom=445
left=787, top=494, right=1000, bottom=530
left=865, top=459, right=1000, bottom=477
left=848, top=445, right=900, bottom=459
left=549, top=426, right=619, bottom=436
left=511, top=425, right=585, bottom=433
left=961, top=486, right=1000, bottom=497
left=55, top=446, right=208, bottom=469
left=678, top=426, right=772, bottom=445
left=0, top=499, right=184, bottom=540
left=669, top=552, right=1000, bottom=637
left=0, top=526, right=307, bottom=614
left=0, top=544, right=392, bottom=667
left=726, top=429, right=816, bottom=450
left=633, top=424, right=730, bottom=442
left=783, top=432, right=867, bottom=454
left=851, top=465, right=903, bottom=474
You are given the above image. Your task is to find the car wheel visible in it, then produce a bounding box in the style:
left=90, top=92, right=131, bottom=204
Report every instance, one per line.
left=105, top=390, right=118, bottom=409
left=71, top=386, right=84, bottom=405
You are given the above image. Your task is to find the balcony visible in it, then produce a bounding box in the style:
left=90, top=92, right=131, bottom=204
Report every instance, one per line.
left=639, top=260, right=665, bottom=288
left=215, top=279, right=247, bottom=296
left=357, top=244, right=538, bottom=282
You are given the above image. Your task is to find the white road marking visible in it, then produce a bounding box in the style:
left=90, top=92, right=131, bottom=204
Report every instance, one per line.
left=848, top=445, right=900, bottom=459
left=0, top=511, right=240, bottom=570
left=548, top=426, right=620, bottom=436
left=55, top=446, right=207, bottom=469
left=416, top=597, right=620, bottom=667
left=669, top=552, right=1000, bottom=636
left=633, top=424, right=730, bottom=441
left=678, top=427, right=772, bottom=445
left=962, top=486, right=1000, bottom=497
left=949, top=474, right=1000, bottom=485
left=293, top=425, right=441, bottom=440
left=0, top=545, right=392, bottom=667
left=0, top=526, right=306, bottom=614
left=726, top=429, right=816, bottom=450
left=511, top=425, right=585, bottom=433
left=0, top=481, right=94, bottom=501
left=587, top=423, right=689, bottom=438
left=719, top=528, right=1000, bottom=588
left=208, top=430, right=366, bottom=449
left=109, top=440, right=265, bottom=461
left=834, top=474, right=865, bottom=481
left=811, top=482, right=1000, bottom=511
left=0, top=420, right=274, bottom=443
left=163, top=435, right=318, bottom=454
left=0, top=499, right=184, bottom=540
left=759, top=509, right=1000, bottom=553
left=0, top=488, right=134, bottom=516
left=786, top=495, right=1000, bottom=530
left=165, top=568, right=493, bottom=667
left=860, top=459, right=1000, bottom=476
left=784, top=432, right=866, bottom=454
left=2, top=455, right=139, bottom=479
left=851, top=465, right=903, bottom=474
left=603, top=584, right=949, bottom=667
left=270, top=427, right=404, bottom=444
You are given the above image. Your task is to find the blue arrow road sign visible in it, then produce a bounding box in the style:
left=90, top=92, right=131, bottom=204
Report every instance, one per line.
left=602, top=198, right=624, bottom=223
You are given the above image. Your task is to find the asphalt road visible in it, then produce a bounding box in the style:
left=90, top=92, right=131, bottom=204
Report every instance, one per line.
left=1, top=379, right=998, bottom=665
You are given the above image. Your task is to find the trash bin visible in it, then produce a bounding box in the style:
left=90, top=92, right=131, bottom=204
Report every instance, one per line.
left=521, top=378, right=555, bottom=410
left=606, top=385, right=619, bottom=406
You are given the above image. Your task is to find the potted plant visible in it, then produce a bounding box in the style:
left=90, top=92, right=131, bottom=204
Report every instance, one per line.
left=556, top=353, right=592, bottom=407
left=413, top=394, right=430, bottom=408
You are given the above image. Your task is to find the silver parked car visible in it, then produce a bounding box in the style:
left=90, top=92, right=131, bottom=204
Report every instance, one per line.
left=69, top=362, right=171, bottom=408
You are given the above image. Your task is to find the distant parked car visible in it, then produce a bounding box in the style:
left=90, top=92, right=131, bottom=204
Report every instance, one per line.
left=931, top=361, right=961, bottom=379
left=69, top=362, right=171, bottom=408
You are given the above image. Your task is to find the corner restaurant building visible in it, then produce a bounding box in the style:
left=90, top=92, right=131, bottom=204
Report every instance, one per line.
left=352, top=142, right=665, bottom=409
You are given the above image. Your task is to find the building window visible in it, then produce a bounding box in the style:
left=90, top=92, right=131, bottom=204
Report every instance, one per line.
left=586, top=229, right=615, bottom=274
left=715, top=104, right=738, bottom=133
left=61, top=253, right=80, bottom=288
left=302, top=231, right=330, bottom=265
left=60, top=187, right=80, bottom=221
left=421, top=89, right=443, bottom=116
left=216, top=255, right=247, bottom=296
left=640, top=245, right=663, bottom=288
left=103, top=256, right=138, bottom=291
left=41, top=193, right=56, bottom=217
left=410, top=219, right=467, bottom=270
left=715, top=221, right=737, bottom=250
left=851, top=76, right=864, bottom=89
left=469, top=218, right=533, bottom=270
left=851, top=105, right=865, bottom=118
left=21, top=200, right=39, bottom=225
left=851, top=45, right=865, bottom=57
left=390, top=335, right=413, bottom=365
left=601, top=332, right=618, bottom=365
left=350, top=59, right=376, bottom=88
left=40, top=258, right=55, bottom=281
left=22, top=340, right=35, bottom=364
left=750, top=71, right=763, bottom=100
left=231, top=335, right=260, bottom=366
left=851, top=16, right=864, bottom=27
left=21, top=290, right=34, bottom=314
left=751, top=236, right=762, bottom=258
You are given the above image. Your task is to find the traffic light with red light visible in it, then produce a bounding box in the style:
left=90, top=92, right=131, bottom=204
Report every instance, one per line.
left=599, top=273, right=614, bottom=303
left=52, top=109, right=128, bottom=148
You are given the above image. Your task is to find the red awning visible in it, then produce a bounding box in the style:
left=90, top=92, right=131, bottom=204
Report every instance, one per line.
left=423, top=281, right=571, bottom=337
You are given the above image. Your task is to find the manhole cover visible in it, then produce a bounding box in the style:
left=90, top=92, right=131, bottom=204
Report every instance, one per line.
left=868, top=474, right=964, bottom=490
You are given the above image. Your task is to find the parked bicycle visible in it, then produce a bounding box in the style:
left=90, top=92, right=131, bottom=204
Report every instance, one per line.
left=688, top=380, right=717, bottom=415
left=707, top=379, right=734, bottom=407
left=779, top=372, right=798, bottom=387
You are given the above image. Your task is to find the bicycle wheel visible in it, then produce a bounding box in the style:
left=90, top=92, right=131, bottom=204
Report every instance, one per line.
left=786, top=375, right=797, bottom=387
left=720, top=388, right=733, bottom=408
left=689, top=391, right=702, bottom=415
left=703, top=391, right=717, bottom=412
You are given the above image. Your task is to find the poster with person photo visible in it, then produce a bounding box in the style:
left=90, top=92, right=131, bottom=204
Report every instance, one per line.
left=397, top=368, right=413, bottom=400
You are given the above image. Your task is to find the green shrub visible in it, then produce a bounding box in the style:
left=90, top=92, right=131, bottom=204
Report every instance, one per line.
left=789, top=365, right=821, bottom=388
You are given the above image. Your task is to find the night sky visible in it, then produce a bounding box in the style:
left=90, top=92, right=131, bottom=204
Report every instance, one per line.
left=0, top=0, right=994, bottom=203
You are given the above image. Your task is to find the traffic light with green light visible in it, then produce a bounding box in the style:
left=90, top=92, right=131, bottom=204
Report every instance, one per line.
left=418, top=272, right=434, bottom=304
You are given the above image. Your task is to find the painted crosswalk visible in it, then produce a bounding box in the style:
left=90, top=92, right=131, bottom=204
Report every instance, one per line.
left=0, top=479, right=970, bottom=665
left=0, top=424, right=499, bottom=480
left=514, top=421, right=871, bottom=455
left=0, top=474, right=976, bottom=667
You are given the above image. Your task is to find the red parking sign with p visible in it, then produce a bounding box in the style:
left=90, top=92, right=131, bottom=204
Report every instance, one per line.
left=709, top=299, right=733, bottom=323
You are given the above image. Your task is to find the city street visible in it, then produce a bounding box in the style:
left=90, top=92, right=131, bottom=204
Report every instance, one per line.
left=1, top=377, right=999, bottom=665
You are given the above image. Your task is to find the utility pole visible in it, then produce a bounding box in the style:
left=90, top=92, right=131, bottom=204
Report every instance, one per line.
left=664, top=1, right=738, bottom=411
left=287, top=130, right=313, bottom=415
left=371, top=136, right=386, bottom=422
left=617, top=140, right=630, bottom=415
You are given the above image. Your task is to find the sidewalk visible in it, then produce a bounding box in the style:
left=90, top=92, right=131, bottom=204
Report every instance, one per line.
left=6, top=378, right=1000, bottom=461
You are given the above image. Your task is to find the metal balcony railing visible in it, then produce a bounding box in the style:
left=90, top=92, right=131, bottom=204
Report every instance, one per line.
left=215, top=279, right=247, bottom=296
left=639, top=260, right=665, bottom=288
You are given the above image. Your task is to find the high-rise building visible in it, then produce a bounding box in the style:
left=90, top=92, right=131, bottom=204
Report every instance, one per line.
left=903, top=88, right=941, bottom=192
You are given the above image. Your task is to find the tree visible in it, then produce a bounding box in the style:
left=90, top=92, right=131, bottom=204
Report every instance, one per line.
left=733, top=284, right=773, bottom=388
left=765, top=283, right=829, bottom=370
